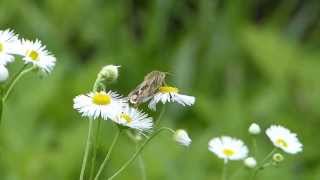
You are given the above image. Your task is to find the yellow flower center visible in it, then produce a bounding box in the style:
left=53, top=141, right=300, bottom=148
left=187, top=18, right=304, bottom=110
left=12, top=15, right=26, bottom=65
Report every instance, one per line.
left=159, top=86, right=179, bottom=93
left=120, top=113, right=132, bottom=123
left=92, top=92, right=111, bottom=105
left=276, top=138, right=288, bottom=148
left=223, top=148, right=235, bottom=157
left=27, top=50, right=39, bottom=61
left=0, top=43, right=3, bottom=52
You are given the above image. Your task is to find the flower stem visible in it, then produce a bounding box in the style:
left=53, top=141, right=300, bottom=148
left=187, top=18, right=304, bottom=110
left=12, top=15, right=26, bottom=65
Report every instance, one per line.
left=80, top=118, right=94, bottom=180
left=107, top=127, right=175, bottom=180
left=260, top=148, right=277, bottom=165
left=89, top=119, right=102, bottom=180
left=252, top=137, right=257, bottom=156
left=3, top=64, right=34, bottom=102
left=94, top=128, right=122, bottom=180
left=137, top=145, right=147, bottom=180
left=251, top=148, right=277, bottom=180
left=79, top=77, right=103, bottom=180
left=222, top=162, right=227, bottom=180
left=155, top=104, right=166, bottom=127
left=0, top=65, right=34, bottom=125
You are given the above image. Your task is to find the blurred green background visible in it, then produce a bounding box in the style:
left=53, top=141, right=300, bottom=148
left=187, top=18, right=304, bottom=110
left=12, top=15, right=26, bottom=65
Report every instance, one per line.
left=0, top=0, right=320, bottom=179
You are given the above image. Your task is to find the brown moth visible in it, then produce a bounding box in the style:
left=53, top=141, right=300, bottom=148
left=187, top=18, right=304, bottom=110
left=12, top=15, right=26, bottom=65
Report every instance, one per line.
left=128, top=71, right=166, bottom=105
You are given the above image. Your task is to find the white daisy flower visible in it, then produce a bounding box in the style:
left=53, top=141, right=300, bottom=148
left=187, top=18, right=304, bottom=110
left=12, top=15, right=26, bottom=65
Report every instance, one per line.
left=148, top=86, right=195, bottom=111
left=174, top=129, right=192, bottom=147
left=266, top=125, right=303, bottom=154
left=73, top=91, right=125, bottom=120
left=208, top=136, right=249, bottom=163
left=0, top=29, right=20, bottom=65
left=18, top=39, right=56, bottom=73
left=112, top=106, right=153, bottom=133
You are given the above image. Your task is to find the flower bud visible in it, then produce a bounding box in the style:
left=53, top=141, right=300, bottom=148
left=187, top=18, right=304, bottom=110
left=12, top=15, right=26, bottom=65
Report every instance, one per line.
left=174, top=129, right=191, bottom=147
left=0, top=65, right=9, bottom=82
left=249, top=123, right=261, bottom=135
left=244, top=157, right=257, bottom=168
left=98, top=65, right=120, bottom=83
left=272, top=153, right=284, bottom=163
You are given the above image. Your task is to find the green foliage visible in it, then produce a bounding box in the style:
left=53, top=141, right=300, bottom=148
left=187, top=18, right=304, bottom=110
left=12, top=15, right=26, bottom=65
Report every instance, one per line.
left=0, top=0, right=320, bottom=179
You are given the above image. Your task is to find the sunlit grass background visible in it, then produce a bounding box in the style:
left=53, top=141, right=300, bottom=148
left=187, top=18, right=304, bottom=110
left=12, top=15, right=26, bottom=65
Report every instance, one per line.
left=0, top=0, right=319, bottom=179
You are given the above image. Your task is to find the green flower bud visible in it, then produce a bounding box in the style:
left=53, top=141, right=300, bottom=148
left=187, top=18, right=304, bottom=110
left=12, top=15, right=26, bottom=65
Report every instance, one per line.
left=273, top=153, right=284, bottom=163
left=98, top=65, right=120, bottom=83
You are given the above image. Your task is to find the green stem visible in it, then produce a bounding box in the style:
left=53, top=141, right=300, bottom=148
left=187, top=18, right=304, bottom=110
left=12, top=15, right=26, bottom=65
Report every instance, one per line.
left=79, top=78, right=102, bottom=180
left=94, top=128, right=121, bottom=180
left=0, top=65, right=34, bottom=125
left=107, top=127, right=175, bottom=180
left=260, top=148, right=277, bottom=165
left=251, top=148, right=277, bottom=180
left=3, top=64, right=33, bottom=102
left=252, top=137, right=257, bottom=156
left=137, top=144, right=147, bottom=180
left=155, top=105, right=166, bottom=127
left=80, top=118, right=94, bottom=180
left=222, top=162, right=227, bottom=180
left=89, top=119, right=102, bottom=180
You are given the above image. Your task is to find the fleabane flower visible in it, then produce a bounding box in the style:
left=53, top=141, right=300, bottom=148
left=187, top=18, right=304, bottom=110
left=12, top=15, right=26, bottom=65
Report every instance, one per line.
left=174, top=129, right=192, bottom=147
left=112, top=106, right=153, bottom=133
left=19, top=39, right=56, bottom=73
left=148, top=86, right=195, bottom=111
left=266, top=125, right=303, bottom=154
left=0, top=29, right=20, bottom=65
left=73, top=91, right=125, bottom=120
left=208, top=136, right=248, bottom=163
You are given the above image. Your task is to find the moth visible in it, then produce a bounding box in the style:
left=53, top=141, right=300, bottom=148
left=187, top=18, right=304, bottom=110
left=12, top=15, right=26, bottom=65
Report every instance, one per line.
left=128, top=71, right=166, bottom=105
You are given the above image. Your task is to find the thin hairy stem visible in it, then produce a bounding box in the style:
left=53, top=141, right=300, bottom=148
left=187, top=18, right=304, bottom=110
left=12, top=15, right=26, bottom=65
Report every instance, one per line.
left=137, top=144, right=147, bottom=180
left=155, top=105, right=166, bottom=127
left=80, top=118, right=94, bottom=180
left=251, top=148, right=277, bottom=180
left=79, top=78, right=102, bottom=180
left=222, top=162, right=227, bottom=180
left=94, top=128, right=121, bottom=180
left=3, top=64, right=33, bottom=102
left=89, top=119, right=102, bottom=180
left=107, top=127, right=175, bottom=180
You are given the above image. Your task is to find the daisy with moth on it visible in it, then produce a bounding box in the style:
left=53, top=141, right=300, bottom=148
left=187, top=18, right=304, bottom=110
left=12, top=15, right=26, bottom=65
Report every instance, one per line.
left=0, top=29, right=20, bottom=65
left=73, top=91, right=126, bottom=120
left=208, top=136, right=249, bottom=163
left=148, top=85, right=195, bottom=111
left=18, top=39, right=56, bottom=74
left=266, top=125, right=303, bottom=154
left=112, top=105, right=153, bottom=133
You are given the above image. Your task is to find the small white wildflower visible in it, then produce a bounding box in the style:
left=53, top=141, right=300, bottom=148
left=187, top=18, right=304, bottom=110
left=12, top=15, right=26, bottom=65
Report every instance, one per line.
left=73, top=91, right=125, bottom=120
left=249, top=123, right=261, bottom=135
left=244, top=157, right=257, bottom=168
left=18, top=39, right=56, bottom=74
left=174, top=129, right=192, bottom=147
left=0, top=29, right=20, bottom=65
left=266, top=125, right=303, bottom=154
left=208, top=136, right=248, bottom=163
left=148, top=86, right=195, bottom=111
left=99, top=65, right=120, bottom=83
left=0, top=65, right=9, bottom=82
left=112, top=105, right=153, bottom=133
